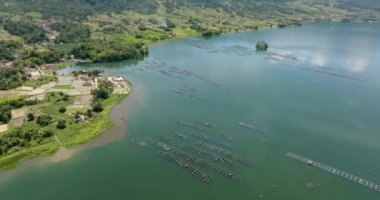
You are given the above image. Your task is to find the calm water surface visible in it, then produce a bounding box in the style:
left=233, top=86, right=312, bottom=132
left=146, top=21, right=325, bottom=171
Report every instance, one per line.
left=1, top=23, right=380, bottom=200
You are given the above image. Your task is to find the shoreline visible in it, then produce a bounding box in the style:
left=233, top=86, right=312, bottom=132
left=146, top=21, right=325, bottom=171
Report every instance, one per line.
left=0, top=82, right=137, bottom=173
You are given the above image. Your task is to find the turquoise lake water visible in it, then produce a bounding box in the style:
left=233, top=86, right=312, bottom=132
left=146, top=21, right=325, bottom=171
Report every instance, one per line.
left=0, top=23, right=380, bottom=200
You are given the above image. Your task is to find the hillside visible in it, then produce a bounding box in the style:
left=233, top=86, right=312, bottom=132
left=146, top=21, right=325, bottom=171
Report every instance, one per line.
left=0, top=0, right=379, bottom=90
left=1, top=0, right=379, bottom=20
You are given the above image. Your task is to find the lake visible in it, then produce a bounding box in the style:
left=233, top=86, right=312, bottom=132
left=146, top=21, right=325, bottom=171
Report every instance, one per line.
left=1, top=23, right=380, bottom=200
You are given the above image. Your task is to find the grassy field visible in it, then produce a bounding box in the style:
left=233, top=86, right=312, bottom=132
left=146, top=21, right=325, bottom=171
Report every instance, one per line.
left=23, top=76, right=56, bottom=88
left=52, top=84, right=74, bottom=89
left=0, top=96, right=27, bottom=104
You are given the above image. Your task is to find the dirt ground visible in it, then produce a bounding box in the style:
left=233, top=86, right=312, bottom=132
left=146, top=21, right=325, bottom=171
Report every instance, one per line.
left=0, top=124, right=8, bottom=133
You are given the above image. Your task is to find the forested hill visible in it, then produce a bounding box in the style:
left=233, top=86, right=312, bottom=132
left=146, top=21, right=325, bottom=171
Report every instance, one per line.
left=1, top=0, right=158, bottom=19
left=1, top=0, right=379, bottom=20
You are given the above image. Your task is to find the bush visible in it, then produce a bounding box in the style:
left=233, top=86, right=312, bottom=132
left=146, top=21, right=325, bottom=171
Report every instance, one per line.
left=27, top=113, right=35, bottom=121
left=36, top=115, right=52, bottom=127
left=86, top=109, right=93, bottom=118
left=56, top=120, right=66, bottom=129
left=92, top=88, right=109, bottom=99
left=58, top=107, right=66, bottom=113
left=92, top=101, right=103, bottom=113
left=41, top=130, right=54, bottom=138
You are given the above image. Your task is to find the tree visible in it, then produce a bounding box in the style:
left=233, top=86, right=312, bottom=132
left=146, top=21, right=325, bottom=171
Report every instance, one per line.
left=92, top=101, right=103, bottom=112
left=27, top=113, right=35, bottom=121
left=0, top=40, right=22, bottom=62
left=0, top=105, right=11, bottom=124
left=62, top=95, right=69, bottom=101
left=36, top=115, right=52, bottom=127
left=59, top=107, right=66, bottom=113
left=92, top=88, right=109, bottom=99
left=3, top=19, right=47, bottom=44
left=86, top=109, right=93, bottom=118
left=41, top=130, right=54, bottom=138
left=56, top=120, right=66, bottom=129
left=0, top=67, right=27, bottom=90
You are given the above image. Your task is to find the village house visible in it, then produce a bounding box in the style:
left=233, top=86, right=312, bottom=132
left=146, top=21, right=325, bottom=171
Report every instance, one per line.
left=68, top=113, right=89, bottom=121
left=45, top=63, right=56, bottom=68
left=107, top=76, right=128, bottom=88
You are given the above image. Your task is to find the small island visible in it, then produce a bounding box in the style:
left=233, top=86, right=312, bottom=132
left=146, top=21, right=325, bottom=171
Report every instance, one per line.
left=256, top=41, right=269, bottom=51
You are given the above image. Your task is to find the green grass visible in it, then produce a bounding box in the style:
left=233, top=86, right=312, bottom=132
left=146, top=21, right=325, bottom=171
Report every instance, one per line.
left=0, top=93, right=77, bottom=169
left=0, top=95, right=27, bottom=104
left=41, top=94, right=73, bottom=116
left=0, top=119, right=60, bottom=169
left=0, top=141, right=59, bottom=169
left=52, top=84, right=74, bottom=89
left=141, top=30, right=162, bottom=40
left=0, top=28, right=22, bottom=41
left=66, top=107, right=88, bottom=114
left=175, top=28, right=200, bottom=36
left=56, top=94, right=127, bottom=147
left=23, top=76, right=55, bottom=88
left=109, top=34, right=144, bottom=44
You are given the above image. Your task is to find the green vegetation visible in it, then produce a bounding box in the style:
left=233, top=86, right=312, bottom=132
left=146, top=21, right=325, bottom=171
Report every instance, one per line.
left=71, top=39, right=148, bottom=63
left=52, top=93, right=126, bottom=147
left=36, top=115, right=53, bottom=127
left=53, top=85, right=73, bottom=90
left=72, top=69, right=104, bottom=77
left=92, top=80, right=114, bottom=100
left=51, top=21, right=91, bottom=44
left=0, top=67, right=27, bottom=90
left=27, top=113, right=35, bottom=121
left=56, top=120, right=66, bottom=129
left=23, top=76, right=55, bottom=88
left=2, top=19, right=47, bottom=44
left=0, top=40, right=22, bottom=62
left=0, top=98, right=38, bottom=124
left=0, top=0, right=158, bottom=19
left=0, top=75, right=129, bottom=169
left=58, top=107, right=66, bottom=113
left=0, top=126, right=55, bottom=157
left=0, top=141, right=59, bottom=169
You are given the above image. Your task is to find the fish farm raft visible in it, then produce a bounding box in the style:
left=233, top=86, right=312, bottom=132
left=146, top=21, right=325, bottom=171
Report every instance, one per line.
left=287, top=152, right=380, bottom=192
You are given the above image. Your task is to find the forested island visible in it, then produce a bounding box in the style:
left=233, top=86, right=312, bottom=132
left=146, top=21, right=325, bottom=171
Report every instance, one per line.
left=0, top=0, right=379, bottom=169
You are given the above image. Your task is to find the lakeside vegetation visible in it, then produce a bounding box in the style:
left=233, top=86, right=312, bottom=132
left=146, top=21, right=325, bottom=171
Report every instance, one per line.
left=0, top=72, right=129, bottom=169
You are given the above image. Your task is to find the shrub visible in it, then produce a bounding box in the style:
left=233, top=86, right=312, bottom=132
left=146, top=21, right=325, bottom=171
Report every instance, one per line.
left=36, top=115, right=52, bottom=127
left=56, top=120, right=66, bottom=129
left=59, top=107, right=66, bottom=113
